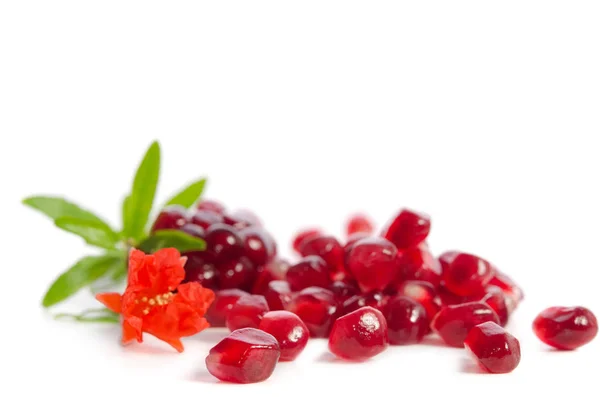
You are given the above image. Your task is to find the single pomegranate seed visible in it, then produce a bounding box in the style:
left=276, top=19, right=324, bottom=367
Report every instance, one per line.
left=437, top=284, right=481, bottom=306
left=299, top=235, right=345, bottom=275
left=223, top=213, right=253, bottom=230
left=190, top=210, right=224, bottom=229
left=231, top=209, right=262, bottom=226
left=287, top=287, right=339, bottom=337
left=396, top=280, right=441, bottom=320
left=205, top=328, right=280, bottom=384
left=431, top=302, right=499, bottom=347
left=240, top=227, right=276, bottom=268
left=441, top=251, right=494, bottom=297
left=226, top=295, right=270, bottom=331
left=292, top=229, right=322, bottom=254
left=251, top=257, right=291, bottom=294
left=341, top=291, right=387, bottom=316
left=346, top=237, right=399, bottom=292
left=286, top=255, right=331, bottom=291
left=343, top=232, right=371, bottom=257
left=481, top=286, right=510, bottom=327
left=217, top=256, right=256, bottom=290
left=183, top=252, right=219, bottom=290
left=329, top=280, right=360, bottom=303
left=151, top=205, right=188, bottom=232
left=345, top=214, right=374, bottom=237
left=533, top=306, right=598, bottom=350
left=396, top=244, right=442, bottom=287
left=205, top=289, right=250, bottom=327
left=489, top=270, right=524, bottom=307
left=259, top=311, right=309, bottom=361
left=464, top=322, right=521, bottom=373
left=197, top=199, right=226, bottom=214
left=205, top=224, right=244, bottom=262
left=179, top=223, right=206, bottom=239
left=382, top=209, right=430, bottom=249
left=263, top=280, right=293, bottom=311
left=438, top=250, right=460, bottom=271
left=385, top=296, right=429, bottom=345
left=328, top=307, right=388, bottom=360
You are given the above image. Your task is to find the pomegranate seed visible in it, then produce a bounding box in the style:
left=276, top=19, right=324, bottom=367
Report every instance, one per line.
left=341, top=291, right=387, bottom=316
left=205, top=224, right=244, bottom=262
left=151, top=205, right=188, bottom=232
left=438, top=250, right=460, bottom=271
left=286, top=255, right=331, bottom=291
left=533, top=306, right=598, bottom=350
left=396, top=244, right=442, bottom=287
left=299, top=235, right=345, bottom=275
left=179, top=223, right=206, bottom=239
left=292, top=229, right=322, bottom=254
left=396, top=280, right=441, bottom=320
left=465, top=322, right=521, bottom=373
left=206, top=289, right=250, bottom=327
left=437, top=285, right=482, bottom=306
left=263, top=280, right=293, bottom=311
left=251, top=257, right=291, bottom=294
left=197, top=200, right=226, bottom=214
left=489, top=269, right=524, bottom=306
left=345, top=214, right=374, bottom=237
left=328, top=307, right=388, bottom=360
left=190, top=210, right=224, bottom=229
left=224, top=213, right=253, bottom=230
left=287, top=287, right=339, bottom=337
left=218, top=256, right=256, bottom=290
left=343, top=232, right=371, bottom=257
left=226, top=295, right=270, bottom=331
left=205, top=328, right=280, bottom=383
left=481, top=286, right=510, bottom=327
left=183, top=252, right=219, bottom=290
left=346, top=237, right=399, bottom=292
left=441, top=251, right=494, bottom=297
left=431, top=302, right=499, bottom=347
left=382, top=209, right=430, bottom=249
left=329, top=280, right=360, bottom=303
left=259, top=311, right=309, bottom=361
left=231, top=209, right=262, bottom=227
left=240, top=227, right=276, bottom=268
left=385, top=296, right=429, bottom=345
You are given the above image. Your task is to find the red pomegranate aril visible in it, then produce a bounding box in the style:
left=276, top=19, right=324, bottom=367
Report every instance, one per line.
left=482, top=286, right=510, bottom=327
left=206, top=289, right=250, bottom=327
left=263, top=280, right=293, bottom=311
left=232, top=209, right=262, bottom=227
left=205, top=224, right=244, bottom=262
left=396, top=244, right=442, bottom=287
left=218, top=256, right=256, bottom=290
left=299, top=235, right=345, bottom=275
left=223, top=213, right=252, bottom=230
left=344, top=232, right=371, bottom=257
left=292, top=229, right=322, bottom=254
left=197, top=199, right=226, bottom=214
left=382, top=209, right=431, bottom=250
left=179, top=223, right=206, bottom=239
left=206, top=328, right=280, bottom=384
left=329, top=280, right=360, bottom=303
left=438, top=250, right=460, bottom=271
left=240, top=227, right=276, bottom=267
left=396, top=280, right=441, bottom=320
left=288, top=287, right=339, bottom=337
left=226, top=295, right=270, bottom=331
left=341, top=291, right=386, bottom=316
left=190, top=210, right=224, bottom=229
left=385, top=296, right=429, bottom=345
left=251, top=257, right=291, bottom=294
left=437, top=285, right=481, bottom=307
left=345, top=214, right=374, bottom=237
left=328, top=307, right=388, bottom=360
left=346, top=237, right=399, bottom=292
left=259, top=311, right=309, bottom=361
left=286, top=255, right=331, bottom=291
left=464, top=321, right=521, bottom=374
left=533, top=306, right=598, bottom=350
left=151, top=205, right=189, bottom=232
left=442, top=251, right=494, bottom=297
left=431, top=302, right=500, bottom=347
left=183, top=252, right=219, bottom=290
left=489, top=270, right=524, bottom=305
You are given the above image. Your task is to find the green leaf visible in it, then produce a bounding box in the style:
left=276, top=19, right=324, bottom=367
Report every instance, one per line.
left=55, top=217, right=120, bottom=249
left=42, top=254, right=123, bottom=308
left=55, top=308, right=119, bottom=324
left=165, top=178, right=206, bottom=208
left=121, top=141, right=161, bottom=242
left=121, top=194, right=132, bottom=240
left=23, top=196, right=113, bottom=230
left=138, top=230, right=206, bottom=253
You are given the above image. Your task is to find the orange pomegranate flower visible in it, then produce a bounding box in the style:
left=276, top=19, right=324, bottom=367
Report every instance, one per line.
left=96, top=248, right=215, bottom=352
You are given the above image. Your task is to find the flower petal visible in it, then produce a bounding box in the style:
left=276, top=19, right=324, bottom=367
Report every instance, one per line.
left=154, top=248, right=186, bottom=292
left=127, top=249, right=154, bottom=289
left=174, top=282, right=215, bottom=314
left=96, top=292, right=122, bottom=313
left=122, top=316, right=143, bottom=344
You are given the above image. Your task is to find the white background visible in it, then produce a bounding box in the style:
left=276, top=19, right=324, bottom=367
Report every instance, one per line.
left=1, top=1, right=599, bottom=396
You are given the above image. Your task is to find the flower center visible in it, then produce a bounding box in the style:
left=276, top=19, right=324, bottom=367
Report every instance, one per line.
left=136, top=292, right=174, bottom=315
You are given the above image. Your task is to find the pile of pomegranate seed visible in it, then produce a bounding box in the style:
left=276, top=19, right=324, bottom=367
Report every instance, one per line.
left=190, top=205, right=597, bottom=383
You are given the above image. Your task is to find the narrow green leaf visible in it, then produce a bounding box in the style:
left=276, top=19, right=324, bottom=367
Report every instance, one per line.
left=55, top=308, right=119, bottom=323
left=121, top=141, right=161, bottom=241
left=138, top=230, right=206, bottom=253
left=165, top=178, right=207, bottom=208
left=42, top=254, right=123, bottom=308
left=23, top=196, right=113, bottom=230
left=55, top=217, right=120, bottom=249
